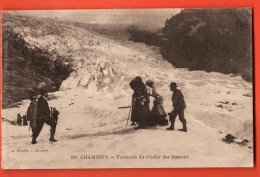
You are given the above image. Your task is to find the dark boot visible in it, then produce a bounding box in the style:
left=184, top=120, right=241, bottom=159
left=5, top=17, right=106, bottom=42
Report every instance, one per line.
left=50, top=132, right=58, bottom=142
left=166, top=123, right=174, bottom=130
left=166, top=120, right=175, bottom=130
left=178, top=123, right=187, bottom=132
left=31, top=138, right=37, bottom=144
left=135, top=124, right=147, bottom=129
left=49, top=138, right=58, bottom=142
left=166, top=126, right=174, bottom=130
left=130, top=122, right=136, bottom=126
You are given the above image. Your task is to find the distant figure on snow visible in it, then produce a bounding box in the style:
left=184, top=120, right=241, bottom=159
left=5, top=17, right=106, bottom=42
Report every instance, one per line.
left=167, top=82, right=187, bottom=132
left=22, top=115, right=28, bottom=126
left=27, top=95, right=38, bottom=136
left=146, top=80, right=168, bottom=126
left=17, top=114, right=22, bottom=126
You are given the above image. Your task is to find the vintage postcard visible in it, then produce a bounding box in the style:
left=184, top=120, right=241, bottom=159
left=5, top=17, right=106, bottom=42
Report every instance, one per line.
left=1, top=8, right=253, bottom=169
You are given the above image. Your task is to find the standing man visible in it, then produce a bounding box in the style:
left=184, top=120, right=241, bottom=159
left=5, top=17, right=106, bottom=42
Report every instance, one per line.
left=32, top=89, right=58, bottom=144
left=27, top=95, right=38, bottom=136
left=167, top=82, right=187, bottom=132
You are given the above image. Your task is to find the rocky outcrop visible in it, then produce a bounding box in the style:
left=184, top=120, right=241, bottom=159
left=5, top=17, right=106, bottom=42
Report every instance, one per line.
left=2, top=14, right=73, bottom=108
left=161, top=8, right=252, bottom=81
left=128, top=9, right=253, bottom=82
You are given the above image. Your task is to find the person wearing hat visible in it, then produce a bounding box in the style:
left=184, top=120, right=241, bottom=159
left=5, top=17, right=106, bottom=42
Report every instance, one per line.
left=129, top=76, right=139, bottom=126
left=167, top=82, right=187, bottom=132
left=27, top=95, right=38, bottom=137
left=146, top=80, right=168, bottom=126
left=32, top=89, right=58, bottom=144
left=129, top=76, right=151, bottom=129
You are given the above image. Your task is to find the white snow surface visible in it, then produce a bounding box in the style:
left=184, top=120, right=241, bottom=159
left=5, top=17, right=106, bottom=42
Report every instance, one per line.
left=2, top=23, right=253, bottom=168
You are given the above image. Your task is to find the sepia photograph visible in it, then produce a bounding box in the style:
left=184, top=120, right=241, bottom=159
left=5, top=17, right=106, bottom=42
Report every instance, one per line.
left=1, top=8, right=253, bottom=169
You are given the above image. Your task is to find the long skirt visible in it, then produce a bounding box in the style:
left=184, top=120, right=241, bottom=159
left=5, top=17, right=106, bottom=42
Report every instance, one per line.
left=151, top=102, right=168, bottom=126
left=135, top=102, right=151, bottom=128
left=130, top=98, right=139, bottom=122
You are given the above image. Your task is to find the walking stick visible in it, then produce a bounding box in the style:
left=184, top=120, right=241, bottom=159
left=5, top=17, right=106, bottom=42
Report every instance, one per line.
left=50, top=107, right=54, bottom=144
left=126, top=106, right=132, bottom=128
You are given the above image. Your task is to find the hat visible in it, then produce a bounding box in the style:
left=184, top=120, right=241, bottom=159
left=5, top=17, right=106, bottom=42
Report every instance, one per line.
left=29, top=93, right=37, bottom=100
left=135, top=76, right=142, bottom=82
left=169, top=82, right=178, bottom=88
left=146, top=79, right=154, bottom=86
left=31, top=95, right=37, bottom=99
left=40, top=89, right=48, bottom=95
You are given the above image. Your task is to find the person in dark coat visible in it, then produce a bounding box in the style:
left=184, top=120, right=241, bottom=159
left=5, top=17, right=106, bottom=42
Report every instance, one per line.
left=32, top=89, right=58, bottom=144
left=28, top=95, right=38, bottom=136
left=22, top=115, right=28, bottom=126
left=134, top=76, right=151, bottom=129
left=129, top=77, right=139, bottom=126
left=17, top=114, right=22, bottom=126
left=167, top=82, right=187, bottom=132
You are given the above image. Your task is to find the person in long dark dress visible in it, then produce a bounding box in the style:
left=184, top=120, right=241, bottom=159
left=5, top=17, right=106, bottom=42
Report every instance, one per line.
left=130, top=76, right=151, bottom=129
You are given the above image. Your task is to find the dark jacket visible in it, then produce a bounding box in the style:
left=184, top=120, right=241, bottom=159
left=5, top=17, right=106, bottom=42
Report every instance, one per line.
left=136, top=81, right=150, bottom=104
left=129, top=79, right=137, bottom=91
left=172, top=89, right=186, bottom=111
left=37, top=96, right=50, bottom=120
left=130, top=78, right=150, bottom=104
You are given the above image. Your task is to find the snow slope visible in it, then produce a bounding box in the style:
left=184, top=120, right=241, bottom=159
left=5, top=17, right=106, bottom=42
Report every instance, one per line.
left=2, top=15, right=253, bottom=168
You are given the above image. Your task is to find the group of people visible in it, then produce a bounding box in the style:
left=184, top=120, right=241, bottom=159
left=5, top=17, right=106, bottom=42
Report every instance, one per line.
left=27, top=89, right=59, bottom=144
left=27, top=76, right=187, bottom=145
left=17, top=113, right=28, bottom=126
left=129, top=76, right=187, bottom=132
